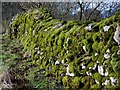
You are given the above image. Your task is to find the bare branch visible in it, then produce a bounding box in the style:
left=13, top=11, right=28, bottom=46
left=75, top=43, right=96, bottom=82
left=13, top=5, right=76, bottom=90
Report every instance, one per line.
left=87, top=2, right=102, bottom=20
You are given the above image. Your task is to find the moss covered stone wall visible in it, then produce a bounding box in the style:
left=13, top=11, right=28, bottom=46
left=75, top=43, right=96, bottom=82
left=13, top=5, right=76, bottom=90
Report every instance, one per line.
left=8, top=7, right=120, bottom=89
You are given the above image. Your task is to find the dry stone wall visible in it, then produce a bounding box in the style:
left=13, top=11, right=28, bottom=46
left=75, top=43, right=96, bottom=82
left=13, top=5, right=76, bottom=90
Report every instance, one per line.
left=8, top=7, right=120, bottom=89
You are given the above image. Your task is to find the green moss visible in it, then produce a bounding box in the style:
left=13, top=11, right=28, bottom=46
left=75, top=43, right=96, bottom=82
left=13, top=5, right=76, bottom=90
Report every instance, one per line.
left=98, top=41, right=104, bottom=52
left=97, top=54, right=104, bottom=64
left=92, top=32, right=100, bottom=42
left=92, top=53, right=98, bottom=61
left=70, top=77, right=81, bottom=88
left=69, top=62, right=75, bottom=73
left=111, top=46, right=119, bottom=53
left=102, top=45, right=109, bottom=53
left=82, top=39, right=88, bottom=46
left=91, top=84, right=100, bottom=88
left=85, top=32, right=93, bottom=40
left=92, top=23, right=100, bottom=32
left=62, top=76, right=68, bottom=87
left=111, top=52, right=120, bottom=75
left=93, top=73, right=101, bottom=82
left=92, top=41, right=99, bottom=51
left=87, top=61, right=95, bottom=69
left=115, top=11, right=120, bottom=22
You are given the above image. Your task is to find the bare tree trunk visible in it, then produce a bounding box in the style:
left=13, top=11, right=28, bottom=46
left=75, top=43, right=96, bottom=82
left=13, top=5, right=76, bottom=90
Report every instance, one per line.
left=77, top=2, right=83, bottom=21
left=87, top=2, right=102, bottom=20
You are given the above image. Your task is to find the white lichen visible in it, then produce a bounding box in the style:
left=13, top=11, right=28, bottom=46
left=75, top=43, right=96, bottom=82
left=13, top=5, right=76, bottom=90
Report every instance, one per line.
left=98, top=65, right=108, bottom=76
left=25, top=31, right=27, bottom=35
left=95, top=80, right=99, bottom=84
left=110, top=77, right=118, bottom=86
left=81, top=63, right=86, bottom=69
left=66, top=65, right=69, bottom=75
left=84, top=24, right=93, bottom=30
left=35, top=47, right=39, bottom=50
left=33, top=30, right=35, bottom=35
left=104, top=69, right=108, bottom=76
left=102, top=79, right=109, bottom=86
left=40, top=52, right=43, bottom=55
left=103, top=26, right=110, bottom=32
left=37, top=51, right=40, bottom=54
left=66, top=50, right=69, bottom=54
left=55, top=60, right=60, bottom=65
left=93, top=64, right=97, bottom=70
left=66, top=64, right=75, bottom=77
left=95, top=53, right=98, bottom=56
left=60, top=73, right=64, bottom=76
left=69, top=73, right=75, bottom=77
left=86, top=72, right=92, bottom=76
left=52, top=25, right=57, bottom=29
left=34, top=15, right=39, bottom=20
left=106, top=49, right=110, bottom=53
left=97, top=61, right=100, bottom=63
left=44, top=29, right=48, bottom=32
left=57, top=24, right=62, bottom=27
left=117, top=50, right=120, bottom=55
left=80, top=73, right=83, bottom=75
left=61, top=60, right=64, bottom=64
left=66, top=38, right=69, bottom=43
left=89, top=67, right=92, bottom=69
left=82, top=46, right=87, bottom=52
left=35, top=47, right=40, bottom=54
left=104, top=53, right=110, bottom=59
left=98, top=65, right=104, bottom=76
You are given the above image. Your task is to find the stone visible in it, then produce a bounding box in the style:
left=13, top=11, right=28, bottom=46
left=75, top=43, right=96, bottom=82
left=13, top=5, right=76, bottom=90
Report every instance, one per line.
left=113, top=24, right=120, bottom=47
left=106, top=49, right=110, bottom=53
left=102, top=79, right=109, bottom=85
left=104, top=53, right=110, bottom=59
left=82, top=46, right=86, bottom=52
left=103, top=26, right=110, bottom=32
left=110, top=77, right=118, bottom=86
left=98, top=65, right=104, bottom=76
left=84, top=24, right=93, bottom=31
left=55, top=60, right=60, bottom=65
left=117, top=50, right=120, bottom=55
left=81, top=63, right=86, bottom=69
left=95, top=53, right=98, bottom=56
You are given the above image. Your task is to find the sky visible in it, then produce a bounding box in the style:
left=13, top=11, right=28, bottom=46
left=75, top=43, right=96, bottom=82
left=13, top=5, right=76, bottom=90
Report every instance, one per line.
left=0, top=0, right=119, bottom=2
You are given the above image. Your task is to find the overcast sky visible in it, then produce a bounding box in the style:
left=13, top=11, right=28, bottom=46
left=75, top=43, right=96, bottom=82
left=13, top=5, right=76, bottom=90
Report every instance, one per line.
left=0, top=0, right=119, bottom=2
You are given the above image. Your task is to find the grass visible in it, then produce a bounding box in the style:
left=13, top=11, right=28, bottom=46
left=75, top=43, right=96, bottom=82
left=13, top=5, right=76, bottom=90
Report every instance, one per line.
left=1, top=37, right=58, bottom=89
left=0, top=34, right=2, bottom=39
left=0, top=45, right=2, bottom=50
left=0, top=34, right=2, bottom=50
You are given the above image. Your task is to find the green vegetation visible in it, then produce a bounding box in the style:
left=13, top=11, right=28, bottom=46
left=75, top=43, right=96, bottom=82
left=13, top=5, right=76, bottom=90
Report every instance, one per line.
left=2, top=7, right=120, bottom=89
left=1, top=37, right=56, bottom=89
